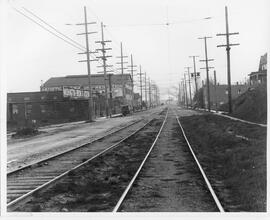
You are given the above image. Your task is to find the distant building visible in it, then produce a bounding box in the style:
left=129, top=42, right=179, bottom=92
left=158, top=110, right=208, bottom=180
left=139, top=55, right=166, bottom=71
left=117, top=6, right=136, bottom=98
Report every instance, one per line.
left=202, top=83, right=250, bottom=110
left=7, top=74, right=141, bottom=130
left=40, top=74, right=133, bottom=106
left=249, top=53, right=267, bottom=84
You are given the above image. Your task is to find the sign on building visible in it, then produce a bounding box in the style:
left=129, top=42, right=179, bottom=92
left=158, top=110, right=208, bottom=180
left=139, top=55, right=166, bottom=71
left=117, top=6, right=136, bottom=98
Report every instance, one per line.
left=63, top=87, right=89, bottom=99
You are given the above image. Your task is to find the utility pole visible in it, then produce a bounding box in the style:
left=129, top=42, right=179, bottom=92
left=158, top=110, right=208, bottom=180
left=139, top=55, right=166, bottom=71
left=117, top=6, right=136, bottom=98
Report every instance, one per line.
left=108, top=73, right=114, bottom=114
left=180, top=81, right=184, bottom=105
left=183, top=74, right=188, bottom=108
left=185, top=67, right=192, bottom=106
left=198, top=36, right=214, bottom=112
left=116, top=42, right=128, bottom=105
left=213, top=70, right=218, bottom=112
left=144, top=72, right=147, bottom=109
left=77, top=6, right=98, bottom=122
left=95, top=22, right=113, bottom=118
left=148, top=77, right=151, bottom=108
left=127, top=54, right=137, bottom=112
left=178, top=83, right=181, bottom=106
left=189, top=55, right=199, bottom=93
left=138, top=65, right=143, bottom=110
left=217, top=6, right=239, bottom=114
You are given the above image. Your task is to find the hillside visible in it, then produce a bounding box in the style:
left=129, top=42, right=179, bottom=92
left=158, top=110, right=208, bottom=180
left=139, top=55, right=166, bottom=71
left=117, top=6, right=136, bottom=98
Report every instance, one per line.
left=219, top=84, right=267, bottom=124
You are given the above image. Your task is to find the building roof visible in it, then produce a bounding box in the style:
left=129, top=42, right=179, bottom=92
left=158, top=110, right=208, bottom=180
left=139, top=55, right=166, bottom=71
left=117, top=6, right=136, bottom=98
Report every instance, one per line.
left=43, top=74, right=132, bottom=88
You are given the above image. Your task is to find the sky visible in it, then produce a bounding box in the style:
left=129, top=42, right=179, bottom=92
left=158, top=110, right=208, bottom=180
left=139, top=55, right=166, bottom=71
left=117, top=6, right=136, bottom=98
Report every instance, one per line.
left=3, top=0, right=270, bottom=100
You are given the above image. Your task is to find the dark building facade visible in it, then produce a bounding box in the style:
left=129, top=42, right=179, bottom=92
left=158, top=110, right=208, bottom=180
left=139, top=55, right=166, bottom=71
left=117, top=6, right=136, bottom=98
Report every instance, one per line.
left=7, top=91, right=108, bottom=130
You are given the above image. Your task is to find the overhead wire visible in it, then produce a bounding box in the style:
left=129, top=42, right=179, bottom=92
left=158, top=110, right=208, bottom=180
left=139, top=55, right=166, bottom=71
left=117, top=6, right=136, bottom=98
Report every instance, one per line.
left=12, top=6, right=116, bottom=74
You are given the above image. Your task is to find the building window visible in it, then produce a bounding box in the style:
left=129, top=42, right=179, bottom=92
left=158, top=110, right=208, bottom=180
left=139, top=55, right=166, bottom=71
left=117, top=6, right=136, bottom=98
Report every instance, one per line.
left=40, top=105, right=46, bottom=113
left=12, top=104, right=19, bottom=114
left=26, top=104, right=32, bottom=114
left=24, top=97, right=30, bottom=101
left=238, top=89, right=241, bottom=94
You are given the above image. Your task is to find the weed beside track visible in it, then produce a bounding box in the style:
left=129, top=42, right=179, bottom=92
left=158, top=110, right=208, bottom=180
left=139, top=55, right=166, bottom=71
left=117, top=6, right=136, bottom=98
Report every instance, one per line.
left=180, top=114, right=266, bottom=211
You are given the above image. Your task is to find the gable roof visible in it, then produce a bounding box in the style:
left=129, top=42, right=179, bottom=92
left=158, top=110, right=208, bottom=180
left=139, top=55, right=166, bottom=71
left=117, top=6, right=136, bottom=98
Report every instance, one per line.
left=43, top=74, right=132, bottom=88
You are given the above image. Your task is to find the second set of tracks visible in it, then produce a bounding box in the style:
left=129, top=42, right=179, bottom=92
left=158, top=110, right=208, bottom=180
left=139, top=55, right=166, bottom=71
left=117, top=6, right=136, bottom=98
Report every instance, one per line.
left=7, top=107, right=225, bottom=212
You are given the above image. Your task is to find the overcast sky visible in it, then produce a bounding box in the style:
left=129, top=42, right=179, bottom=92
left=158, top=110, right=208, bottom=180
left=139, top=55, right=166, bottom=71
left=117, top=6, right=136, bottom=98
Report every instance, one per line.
left=3, top=0, right=270, bottom=99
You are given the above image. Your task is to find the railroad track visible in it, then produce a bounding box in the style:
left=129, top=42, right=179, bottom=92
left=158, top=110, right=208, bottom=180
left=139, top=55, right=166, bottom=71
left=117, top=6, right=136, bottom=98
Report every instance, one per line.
left=112, top=107, right=224, bottom=212
left=7, top=108, right=167, bottom=211
left=8, top=106, right=224, bottom=212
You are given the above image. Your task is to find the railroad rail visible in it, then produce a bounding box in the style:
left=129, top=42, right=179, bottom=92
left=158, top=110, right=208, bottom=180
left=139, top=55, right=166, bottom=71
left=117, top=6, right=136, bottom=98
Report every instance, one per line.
left=7, top=108, right=166, bottom=211
left=8, top=107, right=225, bottom=212
left=112, top=107, right=225, bottom=212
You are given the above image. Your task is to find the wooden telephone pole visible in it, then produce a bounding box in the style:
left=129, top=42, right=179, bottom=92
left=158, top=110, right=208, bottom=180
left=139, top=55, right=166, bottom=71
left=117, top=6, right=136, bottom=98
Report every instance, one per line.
left=144, top=72, right=147, bottom=109
left=198, top=36, right=214, bottom=112
left=138, top=65, right=143, bottom=110
left=148, top=77, right=152, bottom=108
left=189, top=55, right=199, bottom=94
left=185, top=67, right=192, bottom=106
left=77, top=6, right=98, bottom=122
left=95, top=22, right=113, bottom=118
left=213, top=70, right=218, bottom=111
left=217, top=6, right=239, bottom=114
left=116, top=43, right=129, bottom=105
left=127, top=54, right=137, bottom=111
left=183, top=74, right=188, bottom=108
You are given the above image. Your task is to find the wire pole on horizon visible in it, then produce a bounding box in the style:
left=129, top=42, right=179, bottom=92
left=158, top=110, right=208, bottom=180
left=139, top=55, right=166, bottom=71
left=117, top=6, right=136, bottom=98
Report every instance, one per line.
left=198, top=36, right=214, bottom=112
left=77, top=6, right=98, bottom=122
left=217, top=6, right=240, bottom=114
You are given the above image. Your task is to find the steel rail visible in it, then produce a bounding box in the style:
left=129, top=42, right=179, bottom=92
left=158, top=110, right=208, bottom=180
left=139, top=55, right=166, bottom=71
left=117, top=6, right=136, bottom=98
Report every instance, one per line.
left=7, top=119, right=142, bottom=175
left=7, top=109, right=166, bottom=211
left=113, top=108, right=169, bottom=212
left=174, top=110, right=225, bottom=212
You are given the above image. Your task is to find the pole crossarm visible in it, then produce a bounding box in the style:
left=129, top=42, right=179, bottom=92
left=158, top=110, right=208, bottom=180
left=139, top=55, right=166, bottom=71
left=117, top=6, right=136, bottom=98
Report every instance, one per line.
left=200, top=67, right=214, bottom=69
left=116, top=62, right=129, bottom=64
left=77, top=31, right=97, bottom=35
left=199, top=59, right=214, bottom=62
left=76, top=22, right=96, bottom=25
left=216, top=32, right=239, bottom=36
left=116, top=56, right=129, bottom=58
left=78, top=51, right=98, bottom=54
left=97, top=70, right=114, bottom=73
left=78, top=59, right=98, bottom=62
left=95, top=40, right=112, bottom=43
left=96, top=48, right=112, bottom=51
left=97, top=65, right=113, bottom=68
left=198, top=36, right=212, bottom=40
left=217, top=43, right=240, bottom=47
left=116, top=67, right=128, bottom=70
left=96, top=55, right=113, bottom=58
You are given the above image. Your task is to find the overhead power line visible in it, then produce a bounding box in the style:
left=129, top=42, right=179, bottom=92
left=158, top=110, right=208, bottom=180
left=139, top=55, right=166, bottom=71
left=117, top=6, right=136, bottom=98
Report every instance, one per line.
left=22, top=7, right=85, bottom=50
left=12, top=6, right=116, bottom=74
left=12, top=7, right=84, bottom=51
